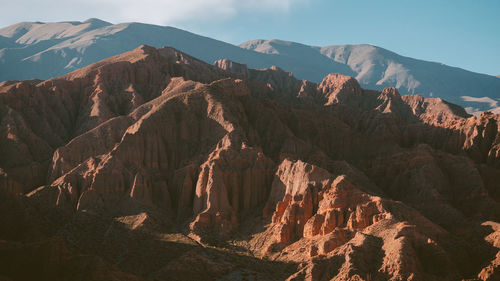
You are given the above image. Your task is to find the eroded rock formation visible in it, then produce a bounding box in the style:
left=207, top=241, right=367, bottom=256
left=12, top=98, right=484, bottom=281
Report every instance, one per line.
left=1, top=45, right=500, bottom=280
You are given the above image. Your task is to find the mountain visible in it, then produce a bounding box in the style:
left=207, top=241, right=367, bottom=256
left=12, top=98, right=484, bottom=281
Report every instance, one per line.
left=1, top=20, right=499, bottom=112
left=0, top=19, right=351, bottom=85
left=1, top=45, right=500, bottom=280
left=240, top=39, right=500, bottom=112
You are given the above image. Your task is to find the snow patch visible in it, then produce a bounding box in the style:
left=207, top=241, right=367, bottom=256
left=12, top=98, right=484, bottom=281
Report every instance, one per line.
left=461, top=96, right=498, bottom=108
left=464, top=107, right=482, bottom=117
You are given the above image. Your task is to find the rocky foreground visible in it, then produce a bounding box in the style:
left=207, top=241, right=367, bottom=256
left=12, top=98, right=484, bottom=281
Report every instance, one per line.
left=1, top=45, right=500, bottom=280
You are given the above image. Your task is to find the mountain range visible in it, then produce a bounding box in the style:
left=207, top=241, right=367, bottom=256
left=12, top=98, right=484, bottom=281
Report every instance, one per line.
left=1, top=43, right=500, bottom=280
left=1, top=19, right=499, bottom=113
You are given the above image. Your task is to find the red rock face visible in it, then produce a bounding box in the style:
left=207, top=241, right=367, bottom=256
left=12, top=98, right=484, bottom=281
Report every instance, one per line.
left=214, top=59, right=250, bottom=78
left=1, top=45, right=500, bottom=280
left=318, top=73, right=362, bottom=106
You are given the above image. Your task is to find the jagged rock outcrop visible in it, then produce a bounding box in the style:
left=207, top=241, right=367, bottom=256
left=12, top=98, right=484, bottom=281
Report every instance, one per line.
left=402, top=94, right=470, bottom=125
left=190, top=133, right=275, bottom=240
left=249, top=158, right=455, bottom=281
left=1, top=45, right=500, bottom=281
left=214, top=59, right=250, bottom=78
left=318, top=73, right=362, bottom=106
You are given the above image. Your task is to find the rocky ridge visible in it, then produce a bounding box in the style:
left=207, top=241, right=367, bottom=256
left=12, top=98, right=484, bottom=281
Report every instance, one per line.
left=2, top=20, right=500, bottom=112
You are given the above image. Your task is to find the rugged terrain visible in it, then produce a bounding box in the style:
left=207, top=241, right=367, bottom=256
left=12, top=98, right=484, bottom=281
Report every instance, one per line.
left=1, top=45, right=500, bottom=280
left=1, top=20, right=500, bottom=112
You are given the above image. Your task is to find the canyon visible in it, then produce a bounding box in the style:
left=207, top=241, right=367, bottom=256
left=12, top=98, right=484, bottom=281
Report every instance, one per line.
left=1, top=45, right=500, bottom=280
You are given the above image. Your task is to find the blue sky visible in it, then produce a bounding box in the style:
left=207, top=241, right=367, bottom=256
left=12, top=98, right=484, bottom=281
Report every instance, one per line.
left=2, top=0, right=499, bottom=75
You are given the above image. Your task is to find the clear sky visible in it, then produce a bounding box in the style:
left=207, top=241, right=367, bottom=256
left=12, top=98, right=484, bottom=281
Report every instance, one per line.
left=1, top=0, right=499, bottom=76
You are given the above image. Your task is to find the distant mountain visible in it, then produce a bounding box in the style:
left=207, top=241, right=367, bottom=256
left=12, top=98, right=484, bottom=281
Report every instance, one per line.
left=240, top=39, right=500, bottom=112
left=0, top=19, right=499, bottom=112
left=0, top=19, right=352, bottom=83
left=0, top=19, right=272, bottom=80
